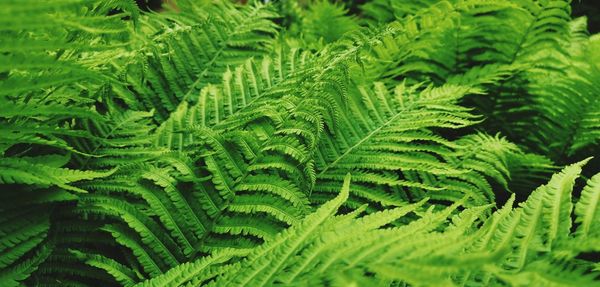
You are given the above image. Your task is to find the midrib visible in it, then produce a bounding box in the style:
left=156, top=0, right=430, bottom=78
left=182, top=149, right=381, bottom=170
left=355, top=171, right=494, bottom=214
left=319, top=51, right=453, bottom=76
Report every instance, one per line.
left=317, top=103, right=415, bottom=177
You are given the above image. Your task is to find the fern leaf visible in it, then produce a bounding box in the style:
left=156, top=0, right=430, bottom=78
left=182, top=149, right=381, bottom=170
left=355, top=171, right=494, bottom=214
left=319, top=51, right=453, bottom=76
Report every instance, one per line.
left=575, top=172, right=600, bottom=237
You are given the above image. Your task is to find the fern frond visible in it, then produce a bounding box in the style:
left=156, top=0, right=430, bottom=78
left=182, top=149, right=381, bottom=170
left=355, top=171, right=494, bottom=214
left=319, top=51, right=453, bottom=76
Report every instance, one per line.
left=155, top=46, right=311, bottom=149
left=130, top=160, right=600, bottom=286
left=70, top=250, right=140, bottom=287
left=0, top=243, right=53, bottom=287
left=77, top=194, right=186, bottom=267
left=296, top=0, right=360, bottom=49
left=575, top=173, right=600, bottom=237
left=116, top=0, right=279, bottom=121
left=313, top=81, right=520, bottom=208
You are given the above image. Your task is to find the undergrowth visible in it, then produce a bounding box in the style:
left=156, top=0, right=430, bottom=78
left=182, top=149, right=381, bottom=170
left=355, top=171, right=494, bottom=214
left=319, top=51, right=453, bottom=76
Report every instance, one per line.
left=0, top=0, right=599, bottom=286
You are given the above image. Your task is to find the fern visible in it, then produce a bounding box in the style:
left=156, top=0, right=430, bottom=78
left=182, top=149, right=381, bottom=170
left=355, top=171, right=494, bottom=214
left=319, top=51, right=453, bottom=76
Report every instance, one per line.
left=114, top=0, right=279, bottom=121
left=138, top=164, right=600, bottom=286
left=1, top=0, right=599, bottom=286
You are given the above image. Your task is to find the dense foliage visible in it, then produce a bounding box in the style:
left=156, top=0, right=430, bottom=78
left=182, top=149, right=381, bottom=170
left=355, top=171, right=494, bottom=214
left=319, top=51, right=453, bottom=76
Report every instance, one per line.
left=1, top=0, right=599, bottom=286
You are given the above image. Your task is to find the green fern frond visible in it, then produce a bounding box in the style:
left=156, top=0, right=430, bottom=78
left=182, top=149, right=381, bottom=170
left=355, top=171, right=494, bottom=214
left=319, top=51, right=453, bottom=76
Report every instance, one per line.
left=0, top=157, right=115, bottom=192
left=0, top=243, right=53, bottom=287
left=70, top=250, right=140, bottom=287
left=136, top=163, right=600, bottom=286
left=312, top=81, right=522, bottom=208
left=116, top=0, right=279, bottom=121
left=296, top=0, right=360, bottom=48
left=575, top=173, right=600, bottom=237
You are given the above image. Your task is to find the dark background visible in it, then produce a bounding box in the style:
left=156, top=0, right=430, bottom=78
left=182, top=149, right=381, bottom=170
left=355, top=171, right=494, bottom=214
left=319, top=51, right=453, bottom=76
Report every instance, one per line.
left=135, top=0, right=600, bottom=33
left=135, top=0, right=161, bottom=10
left=572, top=1, right=600, bottom=33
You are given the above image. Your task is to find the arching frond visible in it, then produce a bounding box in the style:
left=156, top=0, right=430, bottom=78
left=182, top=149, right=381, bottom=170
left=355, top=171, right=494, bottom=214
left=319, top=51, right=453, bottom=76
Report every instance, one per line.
left=575, top=173, right=600, bottom=237
left=136, top=163, right=600, bottom=286
left=312, top=81, right=533, bottom=208
left=114, top=0, right=279, bottom=121
left=295, top=0, right=360, bottom=49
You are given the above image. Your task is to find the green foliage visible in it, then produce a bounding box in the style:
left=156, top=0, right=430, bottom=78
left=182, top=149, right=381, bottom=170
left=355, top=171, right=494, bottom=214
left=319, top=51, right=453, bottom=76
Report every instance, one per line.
left=134, top=164, right=600, bottom=286
left=1, top=0, right=598, bottom=286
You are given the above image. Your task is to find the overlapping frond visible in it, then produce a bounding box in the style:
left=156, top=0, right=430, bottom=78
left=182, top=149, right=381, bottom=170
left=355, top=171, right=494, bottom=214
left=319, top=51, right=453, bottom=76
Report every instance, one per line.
left=356, top=0, right=599, bottom=170
left=114, top=0, right=279, bottom=121
left=312, top=80, right=546, bottom=209
left=136, top=164, right=600, bottom=286
left=296, top=0, right=360, bottom=49
left=2, top=0, right=599, bottom=286
left=0, top=3, right=137, bottom=285
left=527, top=34, right=600, bottom=159
left=0, top=0, right=134, bottom=187
left=35, top=18, right=408, bottom=285
left=575, top=173, right=600, bottom=238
